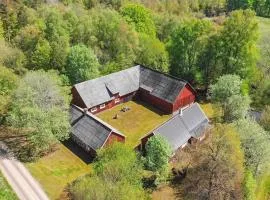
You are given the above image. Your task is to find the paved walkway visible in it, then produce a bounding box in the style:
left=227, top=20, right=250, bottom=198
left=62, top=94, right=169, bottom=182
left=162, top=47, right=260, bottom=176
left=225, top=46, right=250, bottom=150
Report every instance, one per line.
left=0, top=143, right=49, bottom=200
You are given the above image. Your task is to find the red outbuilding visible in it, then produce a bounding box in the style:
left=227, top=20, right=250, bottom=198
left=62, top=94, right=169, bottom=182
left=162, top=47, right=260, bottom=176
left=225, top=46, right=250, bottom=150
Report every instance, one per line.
left=70, top=105, right=125, bottom=155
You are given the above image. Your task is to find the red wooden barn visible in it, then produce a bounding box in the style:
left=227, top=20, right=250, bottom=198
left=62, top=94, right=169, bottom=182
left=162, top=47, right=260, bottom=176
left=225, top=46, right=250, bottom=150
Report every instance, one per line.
left=70, top=105, right=125, bottom=155
left=72, top=65, right=196, bottom=114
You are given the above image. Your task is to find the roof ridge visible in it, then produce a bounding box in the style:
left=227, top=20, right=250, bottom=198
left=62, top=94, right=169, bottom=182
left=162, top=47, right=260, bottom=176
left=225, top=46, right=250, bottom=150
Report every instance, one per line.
left=138, top=64, right=187, bottom=83
left=74, top=65, right=141, bottom=87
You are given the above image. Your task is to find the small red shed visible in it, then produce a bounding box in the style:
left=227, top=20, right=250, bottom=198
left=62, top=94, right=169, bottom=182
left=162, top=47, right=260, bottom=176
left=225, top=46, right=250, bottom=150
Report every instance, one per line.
left=70, top=105, right=125, bottom=155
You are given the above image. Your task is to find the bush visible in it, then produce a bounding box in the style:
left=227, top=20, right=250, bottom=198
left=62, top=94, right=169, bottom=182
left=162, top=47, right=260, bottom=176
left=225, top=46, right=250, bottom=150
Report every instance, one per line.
left=144, top=135, right=172, bottom=184
left=71, top=143, right=148, bottom=200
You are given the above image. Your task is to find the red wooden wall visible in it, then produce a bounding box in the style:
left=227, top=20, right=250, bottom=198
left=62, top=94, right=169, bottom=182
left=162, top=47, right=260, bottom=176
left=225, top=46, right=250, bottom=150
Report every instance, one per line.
left=104, top=132, right=125, bottom=146
left=172, top=85, right=196, bottom=112
left=71, top=87, right=87, bottom=108
left=88, top=92, right=136, bottom=114
left=138, top=89, right=173, bottom=114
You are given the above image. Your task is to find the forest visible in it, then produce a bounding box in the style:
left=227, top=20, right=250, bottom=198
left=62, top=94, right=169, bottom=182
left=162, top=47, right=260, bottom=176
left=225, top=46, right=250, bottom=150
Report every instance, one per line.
left=0, top=0, right=270, bottom=199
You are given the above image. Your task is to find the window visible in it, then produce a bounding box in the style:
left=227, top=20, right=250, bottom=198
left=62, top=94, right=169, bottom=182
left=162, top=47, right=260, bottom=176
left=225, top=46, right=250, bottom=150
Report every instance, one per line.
left=115, top=98, right=120, bottom=103
left=90, top=107, right=97, bottom=112
left=100, top=104, right=105, bottom=109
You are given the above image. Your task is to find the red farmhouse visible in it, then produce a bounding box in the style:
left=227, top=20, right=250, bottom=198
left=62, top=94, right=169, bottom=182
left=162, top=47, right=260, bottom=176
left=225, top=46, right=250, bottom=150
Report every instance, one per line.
left=72, top=65, right=196, bottom=114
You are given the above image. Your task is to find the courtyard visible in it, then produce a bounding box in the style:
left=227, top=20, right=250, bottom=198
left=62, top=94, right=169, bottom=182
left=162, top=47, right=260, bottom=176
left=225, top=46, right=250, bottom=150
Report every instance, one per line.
left=97, top=100, right=172, bottom=147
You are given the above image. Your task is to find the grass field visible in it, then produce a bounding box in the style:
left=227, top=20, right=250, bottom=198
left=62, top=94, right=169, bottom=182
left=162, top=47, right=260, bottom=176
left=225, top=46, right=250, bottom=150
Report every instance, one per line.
left=0, top=172, right=17, bottom=200
left=26, top=144, right=91, bottom=200
left=97, top=100, right=171, bottom=147
left=257, top=17, right=270, bottom=74
left=257, top=174, right=270, bottom=200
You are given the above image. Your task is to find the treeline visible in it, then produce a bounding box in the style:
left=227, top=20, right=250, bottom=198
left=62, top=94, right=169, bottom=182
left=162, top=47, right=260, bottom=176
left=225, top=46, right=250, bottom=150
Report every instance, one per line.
left=0, top=1, right=261, bottom=85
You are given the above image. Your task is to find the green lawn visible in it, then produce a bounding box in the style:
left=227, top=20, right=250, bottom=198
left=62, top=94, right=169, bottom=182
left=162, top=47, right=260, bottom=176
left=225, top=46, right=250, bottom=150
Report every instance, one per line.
left=26, top=144, right=91, bottom=200
left=0, top=171, right=17, bottom=200
left=97, top=100, right=171, bottom=147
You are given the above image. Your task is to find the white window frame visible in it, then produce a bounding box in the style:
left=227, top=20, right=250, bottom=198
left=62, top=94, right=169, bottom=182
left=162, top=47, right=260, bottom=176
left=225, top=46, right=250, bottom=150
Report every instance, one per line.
left=90, top=107, right=97, bottom=112
left=100, top=104, right=105, bottom=109
left=115, top=98, right=120, bottom=103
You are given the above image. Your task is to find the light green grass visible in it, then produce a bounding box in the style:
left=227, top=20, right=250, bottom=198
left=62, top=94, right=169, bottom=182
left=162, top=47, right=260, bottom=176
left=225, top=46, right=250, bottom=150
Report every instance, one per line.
left=26, top=144, right=91, bottom=200
left=0, top=171, right=17, bottom=200
left=257, top=17, right=270, bottom=74
left=256, top=170, right=270, bottom=200
left=200, top=103, right=222, bottom=121
left=97, top=101, right=171, bottom=147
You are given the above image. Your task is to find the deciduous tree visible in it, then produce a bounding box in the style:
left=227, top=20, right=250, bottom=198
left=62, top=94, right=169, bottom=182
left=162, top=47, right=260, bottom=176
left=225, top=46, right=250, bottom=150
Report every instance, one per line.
left=182, top=125, right=244, bottom=200
left=260, top=105, right=270, bottom=132
left=200, top=10, right=259, bottom=84
left=73, top=8, right=139, bottom=71
left=121, top=3, right=156, bottom=37
left=31, top=39, right=52, bottom=70
left=0, top=66, right=18, bottom=117
left=71, top=143, right=147, bottom=200
left=209, top=74, right=242, bottom=102
left=66, top=44, right=99, bottom=84
left=7, top=70, right=70, bottom=159
left=136, top=34, right=169, bottom=72
left=167, top=19, right=212, bottom=82
left=223, top=94, right=250, bottom=122
left=235, top=119, right=270, bottom=175
left=145, top=135, right=172, bottom=184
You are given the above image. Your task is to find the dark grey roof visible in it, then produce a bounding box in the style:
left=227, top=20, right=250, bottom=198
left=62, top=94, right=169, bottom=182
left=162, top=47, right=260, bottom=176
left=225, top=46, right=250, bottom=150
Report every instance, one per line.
left=140, top=67, right=186, bottom=103
left=74, top=66, right=140, bottom=108
left=74, top=65, right=187, bottom=108
left=70, top=105, right=84, bottom=125
left=70, top=105, right=125, bottom=151
left=152, top=103, right=209, bottom=151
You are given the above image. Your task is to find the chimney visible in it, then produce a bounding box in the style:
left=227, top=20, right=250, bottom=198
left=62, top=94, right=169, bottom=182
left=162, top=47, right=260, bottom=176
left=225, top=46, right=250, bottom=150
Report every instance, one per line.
left=179, top=108, right=183, bottom=116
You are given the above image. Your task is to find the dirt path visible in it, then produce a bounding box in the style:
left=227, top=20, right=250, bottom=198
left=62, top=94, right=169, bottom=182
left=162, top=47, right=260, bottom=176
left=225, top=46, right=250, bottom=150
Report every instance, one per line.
left=0, top=142, right=49, bottom=200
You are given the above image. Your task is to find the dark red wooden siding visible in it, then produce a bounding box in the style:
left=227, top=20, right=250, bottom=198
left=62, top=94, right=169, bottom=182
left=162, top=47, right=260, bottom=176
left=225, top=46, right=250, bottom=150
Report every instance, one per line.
left=71, top=87, right=87, bottom=108
left=89, top=92, right=136, bottom=114
left=104, top=132, right=125, bottom=146
left=172, top=85, right=196, bottom=112
left=138, top=89, right=173, bottom=114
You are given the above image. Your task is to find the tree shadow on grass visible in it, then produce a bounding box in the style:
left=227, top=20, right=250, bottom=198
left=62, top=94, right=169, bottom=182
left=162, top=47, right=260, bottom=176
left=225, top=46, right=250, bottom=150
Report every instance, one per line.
left=62, top=139, right=94, bottom=164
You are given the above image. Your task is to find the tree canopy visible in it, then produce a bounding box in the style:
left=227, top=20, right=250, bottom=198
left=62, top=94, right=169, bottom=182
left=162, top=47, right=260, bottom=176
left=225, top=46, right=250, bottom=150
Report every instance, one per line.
left=121, top=3, right=156, bottom=37
left=71, top=143, right=147, bottom=200
left=209, top=74, right=242, bottom=102
left=235, top=119, right=270, bottom=175
left=167, top=19, right=212, bottom=82
left=66, top=44, right=100, bottom=84
left=136, top=34, right=169, bottom=72
left=7, top=70, right=70, bottom=159
left=182, top=125, right=244, bottom=200
left=0, top=65, right=18, bottom=117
